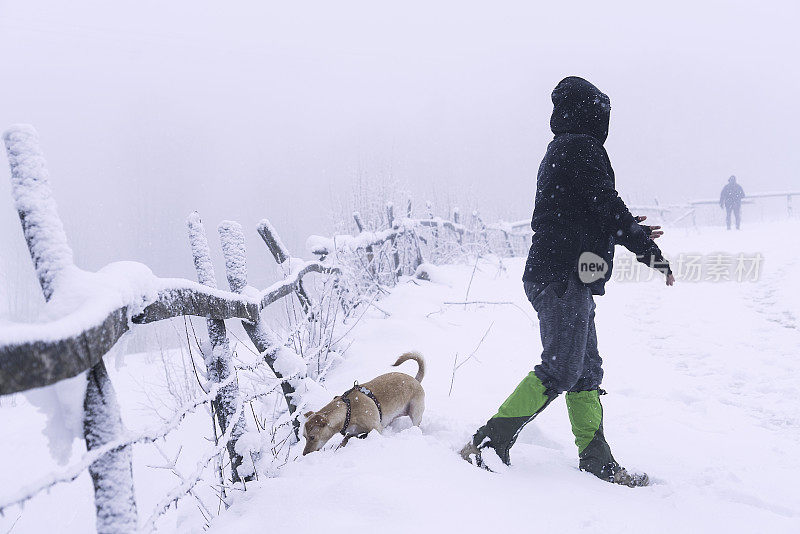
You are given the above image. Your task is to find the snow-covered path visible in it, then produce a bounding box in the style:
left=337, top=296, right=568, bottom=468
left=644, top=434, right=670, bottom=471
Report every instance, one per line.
left=211, top=221, right=800, bottom=534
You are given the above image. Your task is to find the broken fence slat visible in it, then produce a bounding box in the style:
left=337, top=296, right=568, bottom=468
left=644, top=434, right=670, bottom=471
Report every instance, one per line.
left=257, top=219, right=290, bottom=265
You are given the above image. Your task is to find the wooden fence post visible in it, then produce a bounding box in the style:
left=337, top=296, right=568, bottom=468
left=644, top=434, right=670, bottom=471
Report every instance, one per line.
left=426, top=201, right=440, bottom=262
left=501, top=229, right=515, bottom=257
left=187, top=212, right=247, bottom=483
left=406, top=199, right=424, bottom=270
left=3, top=125, right=137, bottom=533
left=453, top=207, right=463, bottom=247
left=386, top=202, right=401, bottom=280
left=352, top=211, right=376, bottom=275
left=225, top=221, right=302, bottom=438
left=472, top=210, right=492, bottom=254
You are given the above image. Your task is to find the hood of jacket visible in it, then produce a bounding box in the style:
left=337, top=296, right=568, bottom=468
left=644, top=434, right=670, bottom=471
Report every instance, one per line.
left=549, top=76, right=611, bottom=144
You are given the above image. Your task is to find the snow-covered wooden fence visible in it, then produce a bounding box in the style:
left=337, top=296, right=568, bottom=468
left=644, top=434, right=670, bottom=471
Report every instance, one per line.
left=0, top=126, right=339, bottom=532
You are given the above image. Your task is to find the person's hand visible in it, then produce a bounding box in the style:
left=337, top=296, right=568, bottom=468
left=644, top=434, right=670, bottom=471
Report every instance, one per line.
left=648, top=226, right=664, bottom=239
left=634, top=215, right=664, bottom=239
left=666, top=273, right=675, bottom=286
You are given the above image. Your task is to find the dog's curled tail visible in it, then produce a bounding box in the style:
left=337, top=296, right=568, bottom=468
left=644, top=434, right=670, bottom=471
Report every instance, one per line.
left=392, top=351, right=425, bottom=383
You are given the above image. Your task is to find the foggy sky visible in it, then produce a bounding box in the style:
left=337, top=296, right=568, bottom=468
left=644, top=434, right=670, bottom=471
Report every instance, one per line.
left=1, top=0, right=798, bottom=293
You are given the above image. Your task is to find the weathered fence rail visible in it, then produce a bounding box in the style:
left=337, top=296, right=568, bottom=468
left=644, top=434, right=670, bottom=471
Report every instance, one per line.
left=0, top=270, right=344, bottom=396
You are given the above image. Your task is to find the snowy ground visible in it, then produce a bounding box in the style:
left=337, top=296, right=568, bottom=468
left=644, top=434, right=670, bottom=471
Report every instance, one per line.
left=2, top=221, right=798, bottom=533
left=211, top=221, right=799, bottom=534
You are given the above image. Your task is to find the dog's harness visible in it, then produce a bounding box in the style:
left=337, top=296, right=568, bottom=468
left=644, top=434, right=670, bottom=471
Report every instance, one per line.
left=337, top=382, right=383, bottom=436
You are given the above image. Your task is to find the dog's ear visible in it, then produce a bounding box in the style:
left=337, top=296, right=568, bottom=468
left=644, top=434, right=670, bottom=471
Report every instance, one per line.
left=304, top=411, right=314, bottom=418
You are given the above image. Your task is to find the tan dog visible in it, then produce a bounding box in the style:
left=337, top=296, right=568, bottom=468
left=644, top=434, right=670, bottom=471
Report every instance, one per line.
left=302, top=352, right=425, bottom=455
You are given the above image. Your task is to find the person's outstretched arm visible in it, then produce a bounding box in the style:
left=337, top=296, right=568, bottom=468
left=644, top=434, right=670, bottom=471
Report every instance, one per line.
left=576, top=138, right=673, bottom=284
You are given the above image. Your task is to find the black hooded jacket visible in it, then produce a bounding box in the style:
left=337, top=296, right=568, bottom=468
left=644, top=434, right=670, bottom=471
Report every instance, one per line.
left=522, top=77, right=670, bottom=294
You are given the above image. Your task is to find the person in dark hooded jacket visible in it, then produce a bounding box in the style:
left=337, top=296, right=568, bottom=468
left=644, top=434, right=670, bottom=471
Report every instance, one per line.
left=460, top=76, right=674, bottom=487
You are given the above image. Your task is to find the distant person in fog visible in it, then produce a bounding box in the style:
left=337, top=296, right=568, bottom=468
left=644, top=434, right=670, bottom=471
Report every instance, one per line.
left=719, top=175, right=745, bottom=230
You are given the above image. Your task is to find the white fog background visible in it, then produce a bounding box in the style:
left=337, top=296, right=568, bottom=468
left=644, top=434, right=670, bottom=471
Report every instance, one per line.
left=1, top=0, right=798, bottom=315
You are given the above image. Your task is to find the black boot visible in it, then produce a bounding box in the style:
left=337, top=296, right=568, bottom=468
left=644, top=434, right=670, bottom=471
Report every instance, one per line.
left=566, top=389, right=649, bottom=487
left=460, top=372, right=557, bottom=468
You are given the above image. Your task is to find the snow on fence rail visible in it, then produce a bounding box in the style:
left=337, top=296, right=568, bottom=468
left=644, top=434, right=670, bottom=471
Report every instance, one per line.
left=0, top=255, right=339, bottom=396
left=0, top=125, right=530, bottom=532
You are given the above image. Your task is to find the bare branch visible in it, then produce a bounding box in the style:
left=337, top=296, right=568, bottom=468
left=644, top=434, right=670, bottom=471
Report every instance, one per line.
left=449, top=323, right=493, bottom=396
